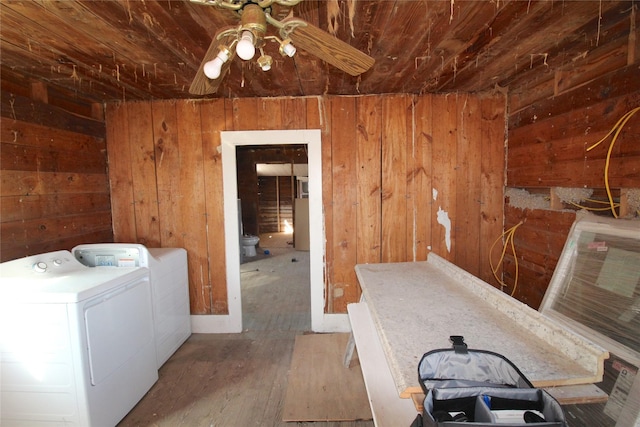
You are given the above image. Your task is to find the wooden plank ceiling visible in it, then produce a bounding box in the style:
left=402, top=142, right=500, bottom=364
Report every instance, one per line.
left=1, top=0, right=630, bottom=103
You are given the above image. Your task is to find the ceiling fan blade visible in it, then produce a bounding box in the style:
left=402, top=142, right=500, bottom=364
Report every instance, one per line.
left=281, top=17, right=374, bottom=76
left=189, top=28, right=237, bottom=96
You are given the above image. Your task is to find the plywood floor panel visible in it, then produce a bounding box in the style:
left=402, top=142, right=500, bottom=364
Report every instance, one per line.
left=282, top=333, right=373, bottom=422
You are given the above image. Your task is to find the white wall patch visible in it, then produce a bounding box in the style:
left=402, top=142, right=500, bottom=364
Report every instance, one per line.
left=432, top=188, right=438, bottom=201
left=436, top=207, right=452, bottom=252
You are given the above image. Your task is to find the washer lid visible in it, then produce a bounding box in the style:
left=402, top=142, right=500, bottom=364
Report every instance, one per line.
left=0, top=250, right=150, bottom=304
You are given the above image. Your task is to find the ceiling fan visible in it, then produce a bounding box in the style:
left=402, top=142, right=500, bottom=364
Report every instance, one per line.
left=188, top=0, right=375, bottom=95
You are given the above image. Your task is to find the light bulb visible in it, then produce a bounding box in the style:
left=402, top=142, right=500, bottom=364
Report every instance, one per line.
left=203, top=48, right=230, bottom=80
left=281, top=41, right=296, bottom=57
left=258, top=55, right=272, bottom=71
left=236, top=31, right=256, bottom=60
left=203, top=57, right=223, bottom=79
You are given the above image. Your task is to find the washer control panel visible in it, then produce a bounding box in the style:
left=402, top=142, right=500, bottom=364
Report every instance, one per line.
left=0, top=250, right=80, bottom=279
left=74, top=247, right=141, bottom=267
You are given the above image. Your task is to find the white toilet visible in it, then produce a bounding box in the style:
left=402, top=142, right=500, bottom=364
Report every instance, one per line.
left=242, top=234, right=260, bottom=257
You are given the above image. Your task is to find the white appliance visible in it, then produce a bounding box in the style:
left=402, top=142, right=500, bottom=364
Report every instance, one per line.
left=0, top=250, right=158, bottom=427
left=72, top=244, right=191, bottom=368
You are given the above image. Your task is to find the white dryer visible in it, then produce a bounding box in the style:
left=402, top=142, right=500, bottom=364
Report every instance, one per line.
left=0, top=250, right=158, bottom=427
left=72, top=243, right=191, bottom=368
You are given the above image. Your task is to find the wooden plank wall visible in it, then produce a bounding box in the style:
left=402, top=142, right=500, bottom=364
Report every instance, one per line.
left=505, top=5, right=640, bottom=309
left=0, top=82, right=111, bottom=262
left=106, top=94, right=505, bottom=315
left=257, top=176, right=294, bottom=234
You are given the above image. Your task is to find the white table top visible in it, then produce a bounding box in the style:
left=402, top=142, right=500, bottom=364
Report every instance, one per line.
left=354, top=254, right=608, bottom=398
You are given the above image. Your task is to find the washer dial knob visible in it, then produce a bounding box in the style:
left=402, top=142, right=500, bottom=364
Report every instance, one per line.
left=33, top=262, right=48, bottom=273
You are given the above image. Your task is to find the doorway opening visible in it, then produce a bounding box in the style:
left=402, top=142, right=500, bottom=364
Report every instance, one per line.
left=236, top=145, right=310, bottom=331
left=237, top=147, right=309, bottom=263
left=221, top=130, right=349, bottom=333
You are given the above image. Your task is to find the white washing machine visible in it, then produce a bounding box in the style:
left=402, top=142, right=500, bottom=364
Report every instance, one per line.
left=72, top=243, right=191, bottom=368
left=0, top=250, right=158, bottom=427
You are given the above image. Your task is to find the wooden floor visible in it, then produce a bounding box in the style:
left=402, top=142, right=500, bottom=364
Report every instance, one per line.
left=118, top=247, right=374, bottom=427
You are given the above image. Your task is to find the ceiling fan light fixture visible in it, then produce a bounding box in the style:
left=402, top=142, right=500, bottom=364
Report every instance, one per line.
left=190, top=0, right=375, bottom=95
left=236, top=30, right=256, bottom=60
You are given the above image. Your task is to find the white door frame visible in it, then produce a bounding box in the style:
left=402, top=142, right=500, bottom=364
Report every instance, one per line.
left=191, top=129, right=349, bottom=333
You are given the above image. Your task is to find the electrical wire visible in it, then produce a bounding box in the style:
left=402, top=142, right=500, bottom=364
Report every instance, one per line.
left=547, top=193, right=621, bottom=212
left=586, top=106, right=640, bottom=218
left=584, top=197, right=618, bottom=205
left=489, top=221, right=523, bottom=297
left=566, top=201, right=618, bottom=211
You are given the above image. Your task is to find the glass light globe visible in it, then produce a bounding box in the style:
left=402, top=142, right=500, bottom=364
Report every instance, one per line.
left=236, top=31, right=256, bottom=60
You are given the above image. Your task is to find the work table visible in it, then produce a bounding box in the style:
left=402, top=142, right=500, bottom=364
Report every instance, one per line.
left=352, top=254, right=609, bottom=399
